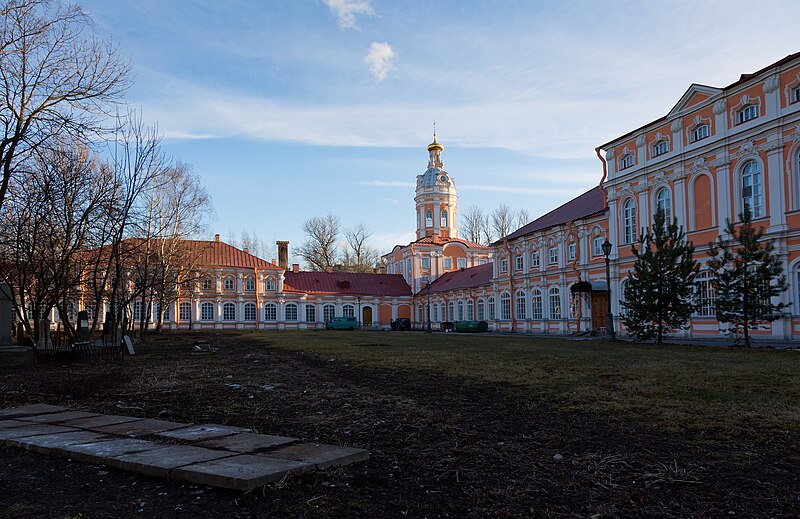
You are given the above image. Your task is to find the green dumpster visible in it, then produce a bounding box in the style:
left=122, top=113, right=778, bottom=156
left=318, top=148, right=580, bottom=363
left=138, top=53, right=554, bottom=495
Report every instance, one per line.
left=453, top=320, right=489, bottom=333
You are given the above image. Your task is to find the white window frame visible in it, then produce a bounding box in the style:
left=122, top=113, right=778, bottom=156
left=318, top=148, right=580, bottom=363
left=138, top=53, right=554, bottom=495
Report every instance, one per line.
left=244, top=302, right=257, bottom=321
left=223, top=302, right=236, bottom=321
left=515, top=254, right=524, bottom=271
left=737, top=104, right=758, bottom=124
left=444, top=257, right=453, bottom=269
left=548, top=247, right=558, bottom=265
left=741, top=160, right=763, bottom=219
left=202, top=278, right=213, bottom=291
left=531, top=289, right=543, bottom=320
left=200, top=302, right=214, bottom=321
left=264, top=278, right=276, bottom=291
left=264, top=302, right=277, bottom=321
left=323, top=304, right=335, bottom=322
left=500, top=292, right=511, bottom=320
left=224, top=278, right=235, bottom=291
left=425, top=209, right=433, bottom=227
left=652, top=140, right=668, bottom=157
left=656, top=187, right=672, bottom=225
left=694, top=271, right=717, bottom=317
left=548, top=287, right=561, bottom=319
left=285, top=303, right=298, bottom=321
left=466, top=300, right=474, bottom=320
left=457, top=257, right=467, bottom=269
left=500, top=258, right=507, bottom=273
left=530, top=251, right=540, bottom=269
left=793, top=86, right=800, bottom=104
left=179, top=302, right=191, bottom=321
left=476, top=299, right=484, bottom=321
left=619, top=154, right=634, bottom=170
left=305, top=304, right=316, bottom=322
left=515, top=290, right=526, bottom=320
left=245, top=279, right=255, bottom=291
left=568, top=242, right=576, bottom=261
left=691, top=124, right=709, bottom=142
left=487, top=297, right=496, bottom=320
left=592, top=236, right=604, bottom=257
left=623, top=198, right=637, bottom=244
left=342, top=304, right=355, bottom=318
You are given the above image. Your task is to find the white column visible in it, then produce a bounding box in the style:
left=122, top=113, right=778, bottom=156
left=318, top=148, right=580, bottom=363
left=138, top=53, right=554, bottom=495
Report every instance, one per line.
left=433, top=201, right=440, bottom=235
left=767, top=145, right=787, bottom=232
left=638, top=188, right=649, bottom=229
left=716, top=163, right=732, bottom=236
left=607, top=198, right=619, bottom=259
left=674, top=178, right=687, bottom=230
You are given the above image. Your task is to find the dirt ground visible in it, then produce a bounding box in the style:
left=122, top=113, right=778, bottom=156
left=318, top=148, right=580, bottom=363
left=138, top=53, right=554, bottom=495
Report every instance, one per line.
left=0, top=332, right=797, bottom=518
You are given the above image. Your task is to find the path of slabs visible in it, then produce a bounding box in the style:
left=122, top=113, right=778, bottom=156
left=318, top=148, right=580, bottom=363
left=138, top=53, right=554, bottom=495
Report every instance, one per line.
left=0, top=403, right=369, bottom=491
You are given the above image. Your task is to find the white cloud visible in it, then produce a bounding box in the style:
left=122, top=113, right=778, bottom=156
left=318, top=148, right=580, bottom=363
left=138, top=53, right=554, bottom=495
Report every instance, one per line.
left=323, top=0, right=375, bottom=29
left=359, top=180, right=414, bottom=188
left=365, top=42, right=396, bottom=81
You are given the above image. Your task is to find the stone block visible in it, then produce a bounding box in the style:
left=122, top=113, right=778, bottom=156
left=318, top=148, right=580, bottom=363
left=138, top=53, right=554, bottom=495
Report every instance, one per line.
left=94, top=419, right=187, bottom=437
left=62, top=414, right=143, bottom=429
left=196, top=432, right=297, bottom=453
left=261, top=443, right=370, bottom=470
left=0, top=404, right=68, bottom=419
left=170, top=454, right=308, bottom=491
left=7, top=430, right=110, bottom=455
left=156, top=424, right=251, bottom=442
left=0, top=419, right=29, bottom=429
left=19, top=411, right=101, bottom=424
left=106, top=445, right=234, bottom=478
left=0, top=423, right=76, bottom=441
left=55, top=438, right=162, bottom=465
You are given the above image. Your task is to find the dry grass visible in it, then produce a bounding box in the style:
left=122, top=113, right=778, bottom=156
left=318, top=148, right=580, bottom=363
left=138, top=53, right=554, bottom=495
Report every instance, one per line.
left=243, top=330, right=800, bottom=443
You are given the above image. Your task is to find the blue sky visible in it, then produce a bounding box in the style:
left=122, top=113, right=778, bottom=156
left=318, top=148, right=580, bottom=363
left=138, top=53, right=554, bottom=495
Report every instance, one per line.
left=81, top=0, right=800, bottom=263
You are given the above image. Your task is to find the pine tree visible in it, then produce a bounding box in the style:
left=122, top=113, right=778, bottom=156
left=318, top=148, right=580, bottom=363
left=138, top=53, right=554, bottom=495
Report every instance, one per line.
left=707, top=209, right=789, bottom=347
left=622, top=210, right=699, bottom=343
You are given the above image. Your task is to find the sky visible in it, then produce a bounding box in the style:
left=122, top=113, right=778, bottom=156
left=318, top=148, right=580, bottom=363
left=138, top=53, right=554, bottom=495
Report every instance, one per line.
left=79, top=0, right=800, bottom=264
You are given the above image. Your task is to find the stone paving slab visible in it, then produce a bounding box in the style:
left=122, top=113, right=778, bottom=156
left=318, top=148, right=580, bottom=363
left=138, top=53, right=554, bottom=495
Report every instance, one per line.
left=7, top=430, right=111, bottom=455
left=55, top=438, right=163, bottom=465
left=0, top=423, right=77, bottom=440
left=170, top=454, right=309, bottom=491
left=62, top=414, right=143, bottom=429
left=261, top=443, right=370, bottom=469
left=106, top=445, right=235, bottom=478
left=93, top=419, right=187, bottom=437
left=155, top=424, right=251, bottom=442
left=196, top=432, right=298, bottom=453
left=19, top=411, right=101, bottom=424
left=0, top=404, right=68, bottom=419
left=0, top=419, right=29, bottom=429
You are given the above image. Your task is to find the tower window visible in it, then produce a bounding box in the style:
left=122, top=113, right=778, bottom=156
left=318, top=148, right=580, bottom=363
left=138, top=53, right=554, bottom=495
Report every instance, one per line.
left=425, top=209, right=433, bottom=227
left=441, top=210, right=448, bottom=227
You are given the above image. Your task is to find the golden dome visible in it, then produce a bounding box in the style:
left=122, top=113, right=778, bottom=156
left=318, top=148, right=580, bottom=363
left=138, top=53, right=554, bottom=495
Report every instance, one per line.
left=427, top=129, right=443, bottom=152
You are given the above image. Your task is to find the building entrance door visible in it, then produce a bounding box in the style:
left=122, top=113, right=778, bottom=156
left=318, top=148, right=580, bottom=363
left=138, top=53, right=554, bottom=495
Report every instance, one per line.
left=362, top=306, right=372, bottom=326
left=591, top=291, right=609, bottom=331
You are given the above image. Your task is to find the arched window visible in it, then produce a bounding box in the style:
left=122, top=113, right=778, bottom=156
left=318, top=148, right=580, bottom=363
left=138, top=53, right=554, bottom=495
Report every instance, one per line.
left=244, top=302, right=256, bottom=321
left=569, top=292, right=580, bottom=318
left=223, top=302, right=236, bottom=321
left=694, top=271, right=717, bottom=317
left=200, top=302, right=214, bottom=321
left=425, top=209, right=433, bottom=227
left=466, top=300, right=474, bottom=320
left=531, top=288, right=543, bottom=320
left=447, top=301, right=454, bottom=321
left=179, top=302, right=191, bottom=321
left=264, top=302, right=277, bottom=321
left=441, top=210, right=448, bottom=227
left=342, top=304, right=355, bottom=318
left=323, top=304, right=335, bottom=322
left=285, top=303, right=298, bottom=321
left=132, top=301, right=142, bottom=321
left=500, top=292, right=511, bottom=320
left=623, top=198, right=637, bottom=243
left=432, top=303, right=439, bottom=322
left=457, top=300, right=464, bottom=321
left=487, top=297, right=496, bottom=320
left=305, top=304, right=316, bottom=322
left=515, top=290, right=526, bottom=320
left=741, top=160, right=763, bottom=218
left=548, top=287, right=561, bottom=319
left=476, top=299, right=484, bottom=320
left=656, top=187, right=672, bottom=225
left=418, top=304, right=424, bottom=322
left=264, top=278, right=276, bottom=291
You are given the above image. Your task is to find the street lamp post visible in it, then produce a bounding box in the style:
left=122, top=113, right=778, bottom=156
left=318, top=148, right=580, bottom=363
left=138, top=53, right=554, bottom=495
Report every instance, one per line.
left=356, top=296, right=361, bottom=327
left=426, top=281, right=432, bottom=333
left=601, top=239, right=616, bottom=340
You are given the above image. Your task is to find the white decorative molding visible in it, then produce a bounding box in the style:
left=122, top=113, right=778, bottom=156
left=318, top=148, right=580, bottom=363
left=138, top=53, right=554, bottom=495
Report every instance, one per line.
left=784, top=73, right=800, bottom=106
left=729, top=94, right=762, bottom=127
left=605, top=148, right=615, bottom=161
left=670, top=119, right=683, bottom=133
left=636, top=134, right=646, bottom=148
left=685, top=114, right=713, bottom=144
left=759, top=139, right=784, bottom=154
left=763, top=75, right=780, bottom=94
left=712, top=99, right=727, bottom=115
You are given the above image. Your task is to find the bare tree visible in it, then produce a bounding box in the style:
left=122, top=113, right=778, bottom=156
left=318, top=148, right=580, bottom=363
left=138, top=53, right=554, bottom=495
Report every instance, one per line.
left=0, top=0, right=130, bottom=212
left=341, top=223, right=379, bottom=272
left=460, top=204, right=492, bottom=245
left=515, top=208, right=531, bottom=229
left=297, top=214, right=341, bottom=271
left=491, top=204, right=515, bottom=241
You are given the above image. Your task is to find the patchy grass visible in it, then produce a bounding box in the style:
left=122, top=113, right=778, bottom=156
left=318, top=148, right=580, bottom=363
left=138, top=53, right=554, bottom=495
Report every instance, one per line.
left=243, top=330, right=800, bottom=443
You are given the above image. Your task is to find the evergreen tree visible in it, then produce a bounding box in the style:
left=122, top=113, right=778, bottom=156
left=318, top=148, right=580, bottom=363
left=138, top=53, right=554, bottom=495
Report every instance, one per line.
left=622, top=210, right=699, bottom=343
left=707, top=209, right=789, bottom=347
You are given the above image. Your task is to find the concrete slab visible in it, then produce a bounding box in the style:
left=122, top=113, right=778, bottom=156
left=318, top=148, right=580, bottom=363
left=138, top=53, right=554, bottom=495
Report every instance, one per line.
left=0, top=423, right=76, bottom=441
left=94, top=419, right=187, bottom=437
left=156, top=424, right=251, bottom=442
left=261, top=443, right=370, bottom=470
left=7, top=430, right=110, bottom=455
left=62, top=414, right=143, bottom=429
left=0, top=419, right=29, bottom=429
left=196, top=432, right=298, bottom=453
left=170, top=454, right=308, bottom=491
left=19, top=411, right=101, bottom=424
left=55, top=438, right=163, bottom=465
left=0, top=404, right=68, bottom=419
left=106, top=445, right=234, bottom=478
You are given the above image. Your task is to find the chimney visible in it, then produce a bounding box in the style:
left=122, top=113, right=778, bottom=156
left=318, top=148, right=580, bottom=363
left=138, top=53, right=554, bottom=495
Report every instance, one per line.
left=276, top=241, right=289, bottom=270
left=292, top=263, right=300, bottom=273
left=214, top=233, right=220, bottom=242
left=379, top=265, right=387, bottom=274
left=243, top=247, right=249, bottom=254
left=326, top=266, right=333, bottom=273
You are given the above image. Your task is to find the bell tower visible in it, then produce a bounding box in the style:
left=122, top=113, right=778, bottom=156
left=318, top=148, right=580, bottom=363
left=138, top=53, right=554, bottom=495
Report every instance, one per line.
left=414, top=130, right=458, bottom=240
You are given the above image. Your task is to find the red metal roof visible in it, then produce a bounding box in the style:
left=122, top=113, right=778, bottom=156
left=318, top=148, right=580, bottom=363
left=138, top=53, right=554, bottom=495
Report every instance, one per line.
left=182, top=240, right=283, bottom=270
left=427, top=263, right=493, bottom=294
left=283, top=271, right=412, bottom=297
left=493, top=186, right=607, bottom=244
